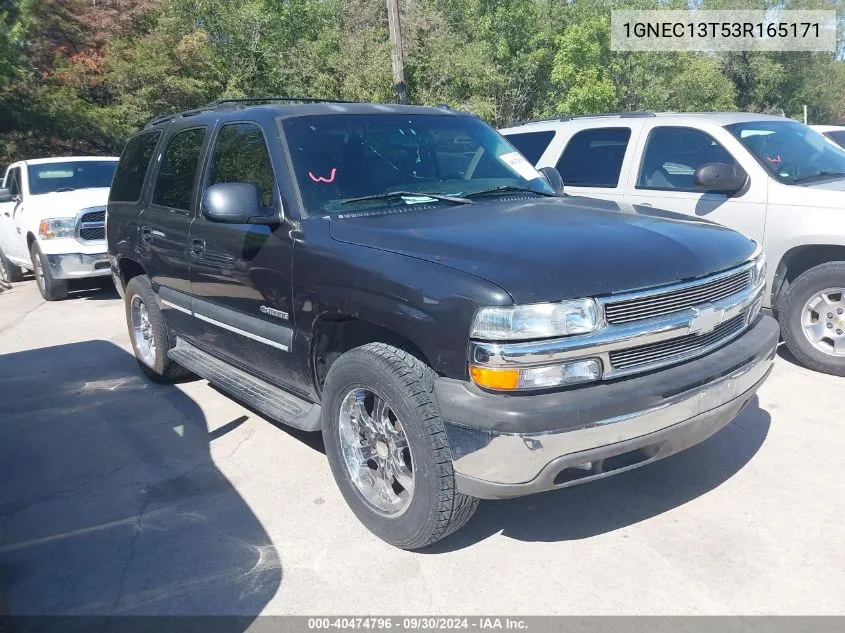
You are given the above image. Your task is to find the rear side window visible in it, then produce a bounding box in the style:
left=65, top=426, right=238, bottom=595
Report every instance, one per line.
left=153, top=127, right=207, bottom=211
left=503, top=131, right=555, bottom=164
left=556, top=128, right=631, bottom=188
left=110, top=131, right=161, bottom=202
left=207, top=123, right=276, bottom=208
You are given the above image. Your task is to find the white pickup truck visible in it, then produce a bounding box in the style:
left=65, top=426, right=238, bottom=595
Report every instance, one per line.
left=501, top=113, right=845, bottom=376
left=0, top=156, right=118, bottom=300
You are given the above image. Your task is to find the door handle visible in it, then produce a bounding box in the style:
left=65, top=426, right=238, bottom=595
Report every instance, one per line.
left=190, top=238, right=206, bottom=259
left=140, top=226, right=153, bottom=244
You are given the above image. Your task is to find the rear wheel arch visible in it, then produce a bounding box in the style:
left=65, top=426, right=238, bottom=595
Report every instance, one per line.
left=117, top=257, right=147, bottom=289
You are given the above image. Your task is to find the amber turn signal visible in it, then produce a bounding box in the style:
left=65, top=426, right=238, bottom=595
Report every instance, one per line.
left=470, top=365, right=519, bottom=390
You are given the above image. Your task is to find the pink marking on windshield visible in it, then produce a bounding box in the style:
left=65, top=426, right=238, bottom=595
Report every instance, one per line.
left=308, top=168, right=337, bottom=183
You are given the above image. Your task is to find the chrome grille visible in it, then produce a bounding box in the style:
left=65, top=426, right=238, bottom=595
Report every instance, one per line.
left=75, top=207, right=106, bottom=242
left=609, top=313, right=746, bottom=371
left=604, top=268, right=752, bottom=325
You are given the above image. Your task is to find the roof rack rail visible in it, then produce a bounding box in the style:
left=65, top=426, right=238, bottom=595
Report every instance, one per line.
left=143, top=96, right=359, bottom=130
left=207, top=96, right=358, bottom=107
left=572, top=111, right=655, bottom=119
left=506, top=111, right=656, bottom=128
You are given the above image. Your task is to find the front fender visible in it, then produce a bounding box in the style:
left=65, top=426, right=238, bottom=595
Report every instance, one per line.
left=292, top=233, right=511, bottom=380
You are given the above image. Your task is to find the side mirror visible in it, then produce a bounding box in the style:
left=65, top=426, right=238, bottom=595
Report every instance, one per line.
left=201, top=182, right=276, bottom=224
left=693, top=163, right=748, bottom=194
left=539, top=166, right=565, bottom=195
left=0, top=188, right=11, bottom=203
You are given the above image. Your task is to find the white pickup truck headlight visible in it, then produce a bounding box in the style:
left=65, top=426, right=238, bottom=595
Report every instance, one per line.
left=38, top=217, right=76, bottom=239
left=471, top=298, right=598, bottom=340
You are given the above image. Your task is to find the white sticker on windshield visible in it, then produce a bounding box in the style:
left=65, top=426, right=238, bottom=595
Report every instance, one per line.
left=498, top=151, right=543, bottom=181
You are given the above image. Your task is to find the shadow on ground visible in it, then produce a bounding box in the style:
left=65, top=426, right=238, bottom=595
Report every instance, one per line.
left=429, top=396, right=771, bottom=553
left=0, top=341, right=281, bottom=625
left=208, top=385, right=326, bottom=456
left=68, top=279, right=120, bottom=301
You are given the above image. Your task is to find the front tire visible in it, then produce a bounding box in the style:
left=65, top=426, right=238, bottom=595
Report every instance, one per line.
left=30, top=242, right=68, bottom=301
left=321, top=343, right=479, bottom=550
left=0, top=246, right=24, bottom=283
left=124, top=275, right=191, bottom=382
left=780, top=262, right=845, bottom=376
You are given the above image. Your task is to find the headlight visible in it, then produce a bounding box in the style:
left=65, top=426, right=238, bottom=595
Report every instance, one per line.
left=470, top=358, right=603, bottom=391
left=38, top=217, right=76, bottom=239
left=471, top=298, right=598, bottom=340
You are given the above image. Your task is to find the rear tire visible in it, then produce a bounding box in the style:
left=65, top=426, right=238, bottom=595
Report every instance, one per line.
left=780, top=262, right=845, bottom=376
left=321, top=342, right=479, bottom=549
left=0, top=246, right=24, bottom=283
left=124, top=275, right=192, bottom=382
left=30, top=242, right=68, bottom=301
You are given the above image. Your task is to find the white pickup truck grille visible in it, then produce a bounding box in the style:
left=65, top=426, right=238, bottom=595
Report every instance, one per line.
left=76, top=207, right=106, bottom=242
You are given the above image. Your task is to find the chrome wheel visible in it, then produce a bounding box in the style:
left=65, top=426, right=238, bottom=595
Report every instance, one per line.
left=0, top=255, right=7, bottom=283
left=338, top=388, right=415, bottom=516
left=802, top=288, right=845, bottom=356
left=130, top=294, right=157, bottom=367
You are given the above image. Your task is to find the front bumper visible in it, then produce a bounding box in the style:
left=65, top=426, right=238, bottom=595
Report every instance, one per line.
left=437, top=315, right=779, bottom=499
left=45, top=252, right=111, bottom=279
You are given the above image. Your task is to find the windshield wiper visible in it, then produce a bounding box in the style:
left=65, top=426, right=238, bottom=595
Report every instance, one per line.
left=340, top=191, right=472, bottom=206
left=792, top=170, right=845, bottom=183
left=460, top=185, right=556, bottom=198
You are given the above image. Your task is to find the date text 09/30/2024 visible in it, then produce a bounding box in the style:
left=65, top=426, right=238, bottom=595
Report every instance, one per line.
left=307, top=617, right=528, bottom=630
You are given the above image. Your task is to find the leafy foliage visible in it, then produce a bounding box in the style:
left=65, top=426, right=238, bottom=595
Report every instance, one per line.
left=0, top=0, right=843, bottom=164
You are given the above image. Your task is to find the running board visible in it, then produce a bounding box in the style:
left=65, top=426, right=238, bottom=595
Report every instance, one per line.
left=168, top=338, right=322, bottom=432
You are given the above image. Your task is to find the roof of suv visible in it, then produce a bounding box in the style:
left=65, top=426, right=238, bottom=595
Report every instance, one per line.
left=144, top=100, right=464, bottom=131
left=501, top=111, right=792, bottom=132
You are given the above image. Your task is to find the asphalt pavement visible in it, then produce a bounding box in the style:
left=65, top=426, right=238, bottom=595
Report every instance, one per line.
left=1, top=277, right=843, bottom=617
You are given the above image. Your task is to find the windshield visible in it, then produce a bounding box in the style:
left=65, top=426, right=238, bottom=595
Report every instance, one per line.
left=725, top=120, right=845, bottom=184
left=27, top=160, right=118, bottom=195
left=282, top=113, right=552, bottom=215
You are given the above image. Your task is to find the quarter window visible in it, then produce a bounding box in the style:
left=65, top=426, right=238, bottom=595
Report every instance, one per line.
left=504, top=131, right=555, bottom=165
left=638, top=127, right=736, bottom=191
left=111, top=131, right=161, bottom=202
left=207, top=123, right=276, bottom=208
left=3, top=167, right=21, bottom=196
left=556, top=128, right=631, bottom=188
left=823, top=130, right=845, bottom=149
left=153, top=127, right=207, bottom=211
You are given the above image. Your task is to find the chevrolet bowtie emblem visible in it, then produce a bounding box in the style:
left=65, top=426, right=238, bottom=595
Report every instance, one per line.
left=687, top=306, right=725, bottom=335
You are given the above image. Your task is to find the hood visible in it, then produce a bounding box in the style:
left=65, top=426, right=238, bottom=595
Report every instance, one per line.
left=770, top=177, right=845, bottom=210
left=26, top=188, right=110, bottom=217
left=804, top=177, right=845, bottom=192
left=329, top=196, right=757, bottom=304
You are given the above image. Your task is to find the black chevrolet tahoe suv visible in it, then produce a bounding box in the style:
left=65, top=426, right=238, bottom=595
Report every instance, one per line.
left=107, top=98, right=779, bottom=549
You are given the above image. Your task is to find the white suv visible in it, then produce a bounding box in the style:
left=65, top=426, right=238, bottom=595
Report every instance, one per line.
left=0, top=156, right=118, bottom=300
left=501, top=113, right=845, bottom=376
